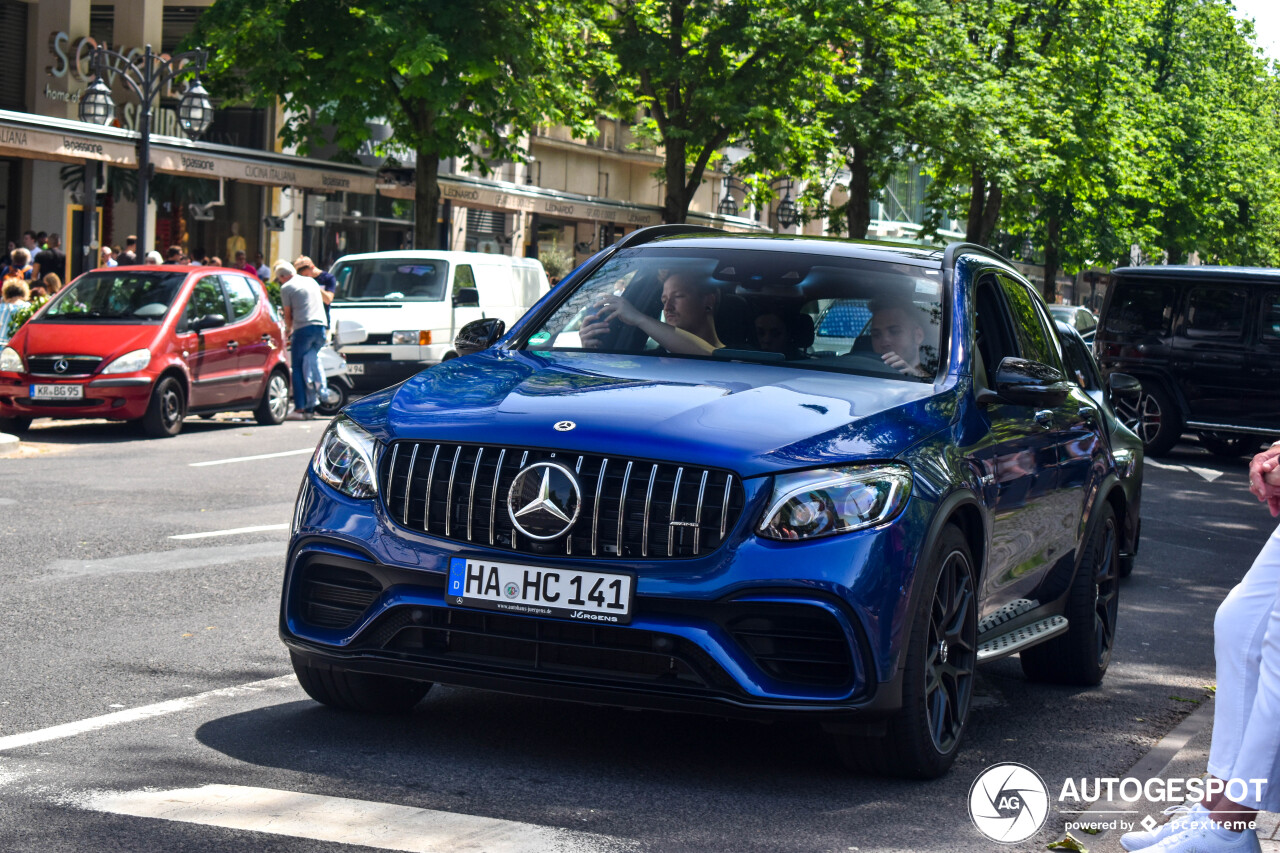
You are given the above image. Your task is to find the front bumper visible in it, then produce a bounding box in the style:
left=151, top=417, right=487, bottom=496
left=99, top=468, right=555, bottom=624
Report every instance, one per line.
left=281, top=468, right=931, bottom=720
left=0, top=375, right=152, bottom=420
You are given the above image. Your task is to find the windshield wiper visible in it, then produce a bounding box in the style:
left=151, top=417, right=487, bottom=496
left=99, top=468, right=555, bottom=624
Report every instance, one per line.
left=711, top=348, right=785, bottom=362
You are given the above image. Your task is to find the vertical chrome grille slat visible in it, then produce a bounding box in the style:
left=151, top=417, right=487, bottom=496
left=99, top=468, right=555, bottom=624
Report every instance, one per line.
left=667, top=466, right=684, bottom=557
left=617, top=461, right=633, bottom=555
left=402, top=443, right=419, bottom=526
left=489, top=449, right=506, bottom=545
left=422, top=444, right=440, bottom=531
left=720, top=474, right=734, bottom=541
left=513, top=451, right=528, bottom=550
left=592, top=458, right=608, bottom=556
left=466, top=448, right=483, bottom=542
left=567, top=456, right=583, bottom=554
left=693, top=470, right=709, bottom=556
left=444, top=446, right=462, bottom=537
left=641, top=463, right=658, bottom=557
left=386, top=444, right=400, bottom=509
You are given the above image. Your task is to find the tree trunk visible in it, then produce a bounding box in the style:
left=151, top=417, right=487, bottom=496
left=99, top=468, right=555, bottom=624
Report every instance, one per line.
left=966, top=168, right=986, bottom=242
left=1042, top=214, right=1061, bottom=303
left=977, top=180, right=1002, bottom=245
left=663, top=137, right=688, bottom=224
left=414, top=152, right=442, bottom=251
left=846, top=149, right=872, bottom=239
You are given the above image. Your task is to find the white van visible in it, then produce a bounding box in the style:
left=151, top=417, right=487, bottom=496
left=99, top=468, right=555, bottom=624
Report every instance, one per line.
left=327, top=251, right=550, bottom=389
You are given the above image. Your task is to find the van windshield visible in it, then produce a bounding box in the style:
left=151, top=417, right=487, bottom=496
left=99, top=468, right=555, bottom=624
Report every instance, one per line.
left=37, top=271, right=186, bottom=323
left=332, top=259, right=449, bottom=302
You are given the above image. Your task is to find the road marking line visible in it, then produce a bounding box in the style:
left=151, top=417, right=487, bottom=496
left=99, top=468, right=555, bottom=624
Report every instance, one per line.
left=189, top=448, right=313, bottom=467
left=77, top=784, right=632, bottom=853
left=1143, top=458, right=1224, bottom=482
left=0, top=677, right=296, bottom=753
left=41, top=541, right=285, bottom=581
left=169, top=524, right=289, bottom=540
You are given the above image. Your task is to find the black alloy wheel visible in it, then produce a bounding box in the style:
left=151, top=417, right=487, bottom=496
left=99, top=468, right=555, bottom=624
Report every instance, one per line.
left=1090, top=510, right=1121, bottom=672
left=1115, top=384, right=1181, bottom=457
left=926, top=546, right=978, bottom=755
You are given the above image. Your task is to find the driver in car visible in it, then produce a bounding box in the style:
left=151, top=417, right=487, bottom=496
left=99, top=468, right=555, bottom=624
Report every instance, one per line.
left=869, top=297, right=931, bottom=379
left=581, top=272, right=725, bottom=356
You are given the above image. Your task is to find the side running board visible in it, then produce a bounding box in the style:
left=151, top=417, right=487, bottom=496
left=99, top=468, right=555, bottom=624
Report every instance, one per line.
left=976, top=598, right=1069, bottom=663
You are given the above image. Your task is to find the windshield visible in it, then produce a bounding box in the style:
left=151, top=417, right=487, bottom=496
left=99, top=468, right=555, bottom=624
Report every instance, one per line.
left=521, top=246, right=946, bottom=381
left=332, top=258, right=449, bottom=302
left=39, top=271, right=186, bottom=322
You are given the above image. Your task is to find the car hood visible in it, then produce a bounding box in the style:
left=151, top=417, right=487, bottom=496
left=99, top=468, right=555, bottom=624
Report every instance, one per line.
left=14, top=321, right=162, bottom=362
left=350, top=350, right=952, bottom=477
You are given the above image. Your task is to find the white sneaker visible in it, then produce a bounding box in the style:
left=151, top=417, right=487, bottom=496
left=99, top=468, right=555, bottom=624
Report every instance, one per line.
left=1121, top=804, right=1210, bottom=851
left=1144, top=822, right=1262, bottom=853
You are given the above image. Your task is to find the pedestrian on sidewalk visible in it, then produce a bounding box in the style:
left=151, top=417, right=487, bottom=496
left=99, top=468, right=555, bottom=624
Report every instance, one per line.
left=1121, top=444, right=1280, bottom=853
left=275, top=261, right=328, bottom=420
left=0, top=279, right=30, bottom=345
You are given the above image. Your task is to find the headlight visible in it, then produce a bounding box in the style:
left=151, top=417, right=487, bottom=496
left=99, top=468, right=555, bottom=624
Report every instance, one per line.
left=391, top=330, right=431, bottom=345
left=758, top=464, right=911, bottom=541
left=100, top=348, right=152, bottom=374
left=0, top=346, right=22, bottom=373
left=312, top=415, right=380, bottom=498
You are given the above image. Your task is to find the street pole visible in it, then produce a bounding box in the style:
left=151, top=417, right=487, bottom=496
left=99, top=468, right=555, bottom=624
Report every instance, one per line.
left=136, top=45, right=154, bottom=255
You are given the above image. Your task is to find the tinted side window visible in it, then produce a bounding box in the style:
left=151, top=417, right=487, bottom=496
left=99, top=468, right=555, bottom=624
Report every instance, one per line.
left=453, top=264, right=476, bottom=292
left=1183, top=286, right=1247, bottom=341
left=1075, top=311, right=1097, bottom=333
left=184, top=277, right=226, bottom=327
left=223, top=275, right=258, bottom=322
left=1104, top=281, right=1174, bottom=336
left=1261, top=290, right=1280, bottom=343
left=999, top=275, right=1056, bottom=366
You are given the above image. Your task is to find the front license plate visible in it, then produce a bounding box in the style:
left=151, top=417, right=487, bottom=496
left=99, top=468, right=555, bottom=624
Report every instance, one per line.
left=30, top=383, right=83, bottom=400
left=447, top=557, right=634, bottom=624
left=345, top=363, right=365, bottom=375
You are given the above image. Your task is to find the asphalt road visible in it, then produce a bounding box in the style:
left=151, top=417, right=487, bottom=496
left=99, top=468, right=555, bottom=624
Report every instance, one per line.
left=0, top=418, right=1274, bottom=853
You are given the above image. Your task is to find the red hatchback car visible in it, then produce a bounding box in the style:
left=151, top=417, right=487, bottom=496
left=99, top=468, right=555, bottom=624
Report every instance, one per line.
left=0, top=266, right=290, bottom=437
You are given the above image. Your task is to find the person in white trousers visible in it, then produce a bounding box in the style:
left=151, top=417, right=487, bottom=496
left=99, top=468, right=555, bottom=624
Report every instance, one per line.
left=1121, top=443, right=1280, bottom=853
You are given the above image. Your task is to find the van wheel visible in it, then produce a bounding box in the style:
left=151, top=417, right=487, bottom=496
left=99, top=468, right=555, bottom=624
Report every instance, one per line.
left=1198, top=431, right=1261, bottom=458
left=1117, top=384, right=1181, bottom=457
left=141, top=377, right=185, bottom=437
left=834, top=526, right=976, bottom=778
left=0, top=416, right=32, bottom=434
left=255, top=369, right=290, bottom=425
left=291, top=652, right=431, bottom=713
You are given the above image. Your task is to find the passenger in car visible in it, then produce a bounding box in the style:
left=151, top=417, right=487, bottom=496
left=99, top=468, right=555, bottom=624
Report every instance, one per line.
left=582, top=272, right=725, bottom=355
left=755, top=309, right=814, bottom=359
left=868, top=297, right=930, bottom=378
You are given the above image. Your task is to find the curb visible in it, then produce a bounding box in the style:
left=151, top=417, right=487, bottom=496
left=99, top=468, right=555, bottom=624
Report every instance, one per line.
left=0, top=432, right=18, bottom=457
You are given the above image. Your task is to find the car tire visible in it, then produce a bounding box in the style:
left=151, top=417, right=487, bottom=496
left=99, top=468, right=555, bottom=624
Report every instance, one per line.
left=1197, top=431, right=1261, bottom=458
left=290, top=652, right=432, bottom=713
left=314, top=379, right=348, bottom=417
left=835, top=525, right=976, bottom=779
left=0, top=415, right=32, bottom=434
left=1117, top=383, right=1181, bottom=457
left=255, top=369, right=291, bottom=425
left=141, top=376, right=185, bottom=438
left=1021, top=502, right=1120, bottom=686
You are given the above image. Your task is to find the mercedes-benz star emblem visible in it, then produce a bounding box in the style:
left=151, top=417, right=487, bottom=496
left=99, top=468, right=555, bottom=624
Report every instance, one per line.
left=507, top=462, right=582, bottom=540
left=54, top=359, right=69, bottom=373
left=553, top=420, right=576, bottom=432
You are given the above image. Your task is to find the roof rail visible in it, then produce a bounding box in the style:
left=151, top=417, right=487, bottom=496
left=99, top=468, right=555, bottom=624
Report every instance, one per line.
left=613, top=224, right=726, bottom=250
left=942, top=241, right=1011, bottom=271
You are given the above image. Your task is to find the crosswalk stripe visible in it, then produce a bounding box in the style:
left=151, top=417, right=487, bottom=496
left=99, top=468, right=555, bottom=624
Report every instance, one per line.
left=78, top=784, right=632, bottom=853
left=0, top=677, right=296, bottom=753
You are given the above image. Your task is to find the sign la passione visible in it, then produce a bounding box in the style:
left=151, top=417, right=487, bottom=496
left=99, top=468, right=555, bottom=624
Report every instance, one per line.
left=45, top=31, right=193, bottom=136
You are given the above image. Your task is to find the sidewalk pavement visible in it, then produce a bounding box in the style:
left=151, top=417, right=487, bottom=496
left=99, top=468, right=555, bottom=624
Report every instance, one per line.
left=1085, top=697, right=1279, bottom=852
left=0, top=431, right=18, bottom=457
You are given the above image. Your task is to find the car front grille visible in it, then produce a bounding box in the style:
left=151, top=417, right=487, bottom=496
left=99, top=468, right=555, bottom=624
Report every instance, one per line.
left=380, top=442, right=745, bottom=560
left=727, top=603, right=855, bottom=688
left=361, top=606, right=735, bottom=694
left=298, top=563, right=385, bottom=629
left=27, top=355, right=103, bottom=376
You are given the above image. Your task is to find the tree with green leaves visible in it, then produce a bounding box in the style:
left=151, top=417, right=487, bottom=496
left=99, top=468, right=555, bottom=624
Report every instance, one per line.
left=189, top=0, right=605, bottom=249
left=603, top=0, right=845, bottom=225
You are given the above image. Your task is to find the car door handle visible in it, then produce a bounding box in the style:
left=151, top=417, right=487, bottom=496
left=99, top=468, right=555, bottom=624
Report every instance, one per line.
left=226, top=341, right=239, bottom=351
left=1034, top=410, right=1054, bottom=429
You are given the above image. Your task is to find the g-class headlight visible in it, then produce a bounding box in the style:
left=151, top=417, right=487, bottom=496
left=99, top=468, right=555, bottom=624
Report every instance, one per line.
left=758, top=464, right=911, bottom=541
left=0, top=346, right=22, bottom=373
left=312, top=415, right=380, bottom=498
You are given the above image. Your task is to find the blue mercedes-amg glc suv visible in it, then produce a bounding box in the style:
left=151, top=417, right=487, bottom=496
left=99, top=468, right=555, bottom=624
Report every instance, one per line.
left=281, top=226, right=1142, bottom=778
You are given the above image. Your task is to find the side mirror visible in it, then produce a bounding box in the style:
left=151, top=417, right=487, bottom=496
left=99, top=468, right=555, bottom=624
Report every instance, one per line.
left=989, top=357, right=1070, bottom=407
left=1107, top=371, right=1142, bottom=401
left=453, top=287, right=480, bottom=308
left=190, top=313, right=226, bottom=333
left=333, top=318, right=368, bottom=346
left=454, top=317, right=505, bottom=357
